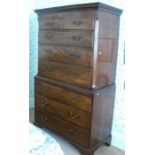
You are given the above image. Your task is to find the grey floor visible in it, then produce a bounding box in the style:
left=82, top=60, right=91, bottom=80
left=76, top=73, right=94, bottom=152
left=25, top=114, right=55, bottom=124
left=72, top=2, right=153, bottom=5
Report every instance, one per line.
left=29, top=108, right=125, bottom=155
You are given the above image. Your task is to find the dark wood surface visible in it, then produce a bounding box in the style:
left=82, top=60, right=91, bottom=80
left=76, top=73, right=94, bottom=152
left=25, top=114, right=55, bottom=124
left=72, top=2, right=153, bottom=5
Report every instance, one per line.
left=35, top=75, right=94, bottom=96
left=38, top=60, right=92, bottom=88
left=39, top=14, right=62, bottom=29
left=35, top=2, right=122, bottom=15
left=63, top=17, right=94, bottom=30
left=34, top=3, right=122, bottom=155
left=91, top=11, right=120, bottom=89
left=35, top=79, right=92, bottom=112
left=39, top=30, right=93, bottom=47
left=39, top=45, right=92, bottom=67
left=35, top=109, right=90, bottom=147
left=35, top=93, right=91, bottom=129
left=90, top=84, right=116, bottom=147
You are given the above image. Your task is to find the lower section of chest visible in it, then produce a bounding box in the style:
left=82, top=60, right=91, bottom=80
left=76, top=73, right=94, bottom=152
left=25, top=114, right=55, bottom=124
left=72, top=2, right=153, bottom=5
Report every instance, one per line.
left=34, top=78, right=115, bottom=154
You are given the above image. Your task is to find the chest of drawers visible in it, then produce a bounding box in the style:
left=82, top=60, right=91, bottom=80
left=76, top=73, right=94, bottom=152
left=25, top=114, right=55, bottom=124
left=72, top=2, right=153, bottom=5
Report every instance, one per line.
left=34, top=3, right=122, bottom=155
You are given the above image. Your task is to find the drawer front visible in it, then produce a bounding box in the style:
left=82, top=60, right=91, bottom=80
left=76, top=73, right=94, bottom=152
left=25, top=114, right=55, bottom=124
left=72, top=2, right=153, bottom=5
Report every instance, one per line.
left=39, top=30, right=93, bottom=47
left=63, top=10, right=97, bottom=18
left=35, top=79, right=92, bottom=112
left=38, top=60, right=91, bottom=88
left=39, top=13, right=62, bottom=29
left=35, top=110, right=89, bottom=147
left=35, top=94, right=91, bottom=129
left=63, top=18, right=94, bottom=30
left=39, top=45, right=92, bottom=67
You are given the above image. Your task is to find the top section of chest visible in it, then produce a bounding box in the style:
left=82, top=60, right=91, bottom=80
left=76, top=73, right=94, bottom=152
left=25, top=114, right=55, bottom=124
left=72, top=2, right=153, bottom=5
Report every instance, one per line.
left=35, top=3, right=122, bottom=89
left=35, top=3, right=122, bottom=37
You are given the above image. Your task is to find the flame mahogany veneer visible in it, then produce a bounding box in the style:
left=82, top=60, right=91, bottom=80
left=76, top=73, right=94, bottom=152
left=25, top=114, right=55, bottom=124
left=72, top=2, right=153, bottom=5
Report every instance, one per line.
left=34, top=3, right=122, bottom=155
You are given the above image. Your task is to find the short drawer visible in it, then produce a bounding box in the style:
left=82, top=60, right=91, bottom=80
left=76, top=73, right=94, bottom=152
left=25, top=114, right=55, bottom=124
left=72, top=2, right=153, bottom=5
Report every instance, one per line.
left=35, top=110, right=90, bottom=147
left=35, top=94, right=91, bottom=129
left=39, top=45, right=92, bottom=67
left=39, top=30, right=93, bottom=47
left=38, top=60, right=92, bottom=88
left=35, top=79, right=92, bottom=112
left=39, top=13, right=62, bottom=29
left=63, top=18, right=94, bottom=30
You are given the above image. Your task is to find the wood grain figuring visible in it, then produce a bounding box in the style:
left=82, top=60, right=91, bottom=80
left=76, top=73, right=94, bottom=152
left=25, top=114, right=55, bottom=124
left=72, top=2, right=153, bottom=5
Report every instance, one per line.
left=99, top=12, right=119, bottom=39
left=34, top=3, right=122, bottom=155
left=63, top=9, right=97, bottom=18
left=35, top=94, right=91, bottom=129
left=90, top=85, right=116, bottom=147
left=35, top=109, right=90, bottom=147
left=98, top=39, right=115, bottom=62
left=38, top=60, right=92, bottom=88
left=35, top=79, right=92, bottom=112
left=91, top=11, right=120, bottom=89
left=91, top=38, right=116, bottom=88
left=63, top=18, right=94, bottom=30
left=39, top=45, right=92, bottom=67
left=39, top=12, right=62, bottom=18
left=39, top=19, right=61, bottom=30
left=39, top=30, right=93, bottom=47
left=35, top=75, right=94, bottom=96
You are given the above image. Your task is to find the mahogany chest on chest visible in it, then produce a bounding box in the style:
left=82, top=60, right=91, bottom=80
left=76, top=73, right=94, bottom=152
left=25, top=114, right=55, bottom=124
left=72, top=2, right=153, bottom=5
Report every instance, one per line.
left=34, top=3, right=122, bottom=155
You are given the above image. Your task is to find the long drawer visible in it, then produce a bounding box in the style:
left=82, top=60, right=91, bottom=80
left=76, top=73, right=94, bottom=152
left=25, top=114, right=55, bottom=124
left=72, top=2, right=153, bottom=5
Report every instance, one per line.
left=38, top=60, right=92, bottom=88
left=35, top=110, right=90, bottom=147
left=35, top=94, right=91, bottom=129
left=39, top=30, right=93, bottom=47
left=35, top=79, right=92, bottom=112
left=39, top=45, right=92, bottom=67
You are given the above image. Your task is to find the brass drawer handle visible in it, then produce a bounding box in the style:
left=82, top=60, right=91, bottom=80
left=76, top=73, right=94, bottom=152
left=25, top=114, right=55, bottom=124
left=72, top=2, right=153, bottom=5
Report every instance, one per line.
left=69, top=111, right=79, bottom=119
left=72, top=21, right=82, bottom=26
left=38, top=84, right=48, bottom=92
left=41, top=88, right=48, bottom=92
left=68, top=71, right=80, bottom=78
left=45, top=35, right=53, bottom=39
left=69, top=53, right=80, bottom=59
left=45, top=50, right=52, bottom=53
left=68, top=129, right=78, bottom=135
left=71, top=96, right=80, bottom=103
left=45, top=64, right=54, bottom=71
left=46, top=22, right=54, bottom=26
left=72, top=36, right=81, bottom=42
left=40, top=100, right=48, bottom=107
left=40, top=116, right=48, bottom=121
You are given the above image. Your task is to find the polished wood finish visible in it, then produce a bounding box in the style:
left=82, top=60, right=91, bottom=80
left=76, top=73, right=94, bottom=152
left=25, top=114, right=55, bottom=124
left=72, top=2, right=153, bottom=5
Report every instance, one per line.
left=34, top=3, right=122, bottom=155
left=39, top=30, right=93, bottom=47
left=35, top=109, right=90, bottom=147
left=35, top=3, right=121, bottom=15
left=90, top=85, right=115, bottom=147
left=35, top=79, right=92, bottom=112
left=63, top=18, right=94, bottom=30
left=35, top=75, right=93, bottom=96
left=39, top=45, right=92, bottom=67
left=39, top=13, right=62, bottom=29
left=91, top=11, right=120, bottom=88
left=35, top=94, right=91, bottom=129
left=38, top=60, right=92, bottom=88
